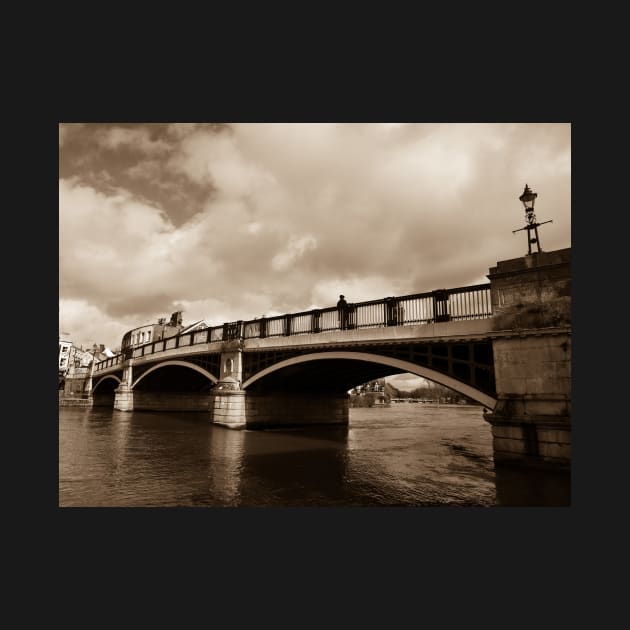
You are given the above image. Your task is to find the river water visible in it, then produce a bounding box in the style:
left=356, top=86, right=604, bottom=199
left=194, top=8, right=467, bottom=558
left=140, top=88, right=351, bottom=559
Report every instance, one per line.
left=58, top=403, right=570, bottom=507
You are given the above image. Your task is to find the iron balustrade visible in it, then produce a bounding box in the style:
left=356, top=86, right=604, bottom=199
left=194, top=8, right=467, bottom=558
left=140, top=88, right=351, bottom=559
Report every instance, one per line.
left=243, top=320, right=261, bottom=339
left=193, top=330, right=208, bottom=344
left=92, top=354, right=123, bottom=372
left=265, top=317, right=286, bottom=338
left=92, top=283, right=492, bottom=371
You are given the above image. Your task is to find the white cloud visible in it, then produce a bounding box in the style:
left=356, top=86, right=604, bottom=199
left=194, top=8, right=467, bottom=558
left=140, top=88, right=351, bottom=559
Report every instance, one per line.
left=59, top=299, right=140, bottom=351
left=386, top=374, right=429, bottom=391
left=271, top=235, right=318, bottom=271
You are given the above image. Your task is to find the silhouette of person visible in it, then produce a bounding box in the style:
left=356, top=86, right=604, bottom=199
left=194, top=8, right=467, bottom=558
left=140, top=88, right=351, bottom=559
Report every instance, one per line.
left=337, top=294, right=349, bottom=330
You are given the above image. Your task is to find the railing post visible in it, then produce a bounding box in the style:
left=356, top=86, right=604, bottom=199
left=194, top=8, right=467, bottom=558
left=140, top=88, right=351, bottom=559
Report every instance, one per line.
left=433, top=289, right=451, bottom=323
left=311, top=309, right=321, bottom=333
left=385, top=297, right=400, bottom=326
left=284, top=314, right=292, bottom=336
left=259, top=317, right=267, bottom=339
left=385, top=297, right=399, bottom=326
left=222, top=321, right=243, bottom=341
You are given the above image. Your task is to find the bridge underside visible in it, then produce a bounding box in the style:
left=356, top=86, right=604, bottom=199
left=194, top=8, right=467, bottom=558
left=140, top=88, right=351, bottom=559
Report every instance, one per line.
left=133, top=365, right=215, bottom=392
left=245, top=358, right=406, bottom=395
left=243, top=341, right=496, bottom=400
left=92, top=376, right=118, bottom=406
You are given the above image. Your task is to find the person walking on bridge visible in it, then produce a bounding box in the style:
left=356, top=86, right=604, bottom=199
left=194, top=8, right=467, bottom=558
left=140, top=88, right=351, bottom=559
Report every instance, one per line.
left=337, top=294, right=349, bottom=330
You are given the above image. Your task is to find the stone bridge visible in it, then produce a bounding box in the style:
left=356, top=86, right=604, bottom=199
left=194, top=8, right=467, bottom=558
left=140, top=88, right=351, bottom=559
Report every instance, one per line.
left=80, top=248, right=571, bottom=469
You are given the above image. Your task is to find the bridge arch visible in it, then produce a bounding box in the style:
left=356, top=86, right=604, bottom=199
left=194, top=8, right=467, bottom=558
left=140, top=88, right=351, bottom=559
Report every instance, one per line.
left=92, top=374, right=122, bottom=393
left=242, top=351, right=497, bottom=408
left=131, top=360, right=218, bottom=389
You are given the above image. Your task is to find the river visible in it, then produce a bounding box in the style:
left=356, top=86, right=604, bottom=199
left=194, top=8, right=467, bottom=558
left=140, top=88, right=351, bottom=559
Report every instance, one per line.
left=58, top=403, right=570, bottom=507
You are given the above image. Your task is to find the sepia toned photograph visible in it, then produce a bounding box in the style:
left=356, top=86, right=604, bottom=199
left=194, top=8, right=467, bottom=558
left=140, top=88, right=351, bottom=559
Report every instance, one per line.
left=58, top=122, right=571, bottom=507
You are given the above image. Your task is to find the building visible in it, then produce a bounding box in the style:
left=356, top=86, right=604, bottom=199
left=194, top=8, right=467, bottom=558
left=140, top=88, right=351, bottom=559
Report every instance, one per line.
left=89, top=344, right=115, bottom=362
left=59, top=333, right=73, bottom=375
left=121, top=311, right=189, bottom=351
left=72, top=346, right=95, bottom=368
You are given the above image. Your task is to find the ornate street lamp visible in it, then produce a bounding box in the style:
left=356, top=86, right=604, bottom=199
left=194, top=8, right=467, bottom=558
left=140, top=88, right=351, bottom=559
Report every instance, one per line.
left=512, top=184, right=553, bottom=255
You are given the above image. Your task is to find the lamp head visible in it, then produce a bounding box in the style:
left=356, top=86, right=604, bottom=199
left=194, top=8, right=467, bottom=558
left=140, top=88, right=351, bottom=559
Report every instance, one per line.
left=519, top=183, right=537, bottom=210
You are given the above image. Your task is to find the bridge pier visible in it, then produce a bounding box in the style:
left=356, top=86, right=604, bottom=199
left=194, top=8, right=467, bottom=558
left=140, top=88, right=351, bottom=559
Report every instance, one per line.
left=114, top=362, right=134, bottom=411
left=244, top=394, right=349, bottom=429
left=484, top=248, right=571, bottom=470
left=209, top=341, right=247, bottom=428
left=210, top=387, right=247, bottom=429
left=209, top=389, right=349, bottom=430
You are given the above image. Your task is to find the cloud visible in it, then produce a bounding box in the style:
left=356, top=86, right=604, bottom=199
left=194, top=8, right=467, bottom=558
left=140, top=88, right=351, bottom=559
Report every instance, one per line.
left=271, top=234, right=318, bottom=271
left=59, top=123, right=84, bottom=147
left=386, top=374, right=430, bottom=391
left=59, top=299, right=142, bottom=351
left=96, top=126, right=171, bottom=155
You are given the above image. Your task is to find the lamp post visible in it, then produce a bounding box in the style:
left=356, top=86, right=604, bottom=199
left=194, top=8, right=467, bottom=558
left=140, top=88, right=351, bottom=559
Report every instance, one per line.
left=512, top=184, right=553, bottom=255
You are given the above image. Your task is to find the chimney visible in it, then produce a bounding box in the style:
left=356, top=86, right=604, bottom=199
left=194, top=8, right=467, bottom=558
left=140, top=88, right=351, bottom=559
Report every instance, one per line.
left=170, top=311, right=183, bottom=327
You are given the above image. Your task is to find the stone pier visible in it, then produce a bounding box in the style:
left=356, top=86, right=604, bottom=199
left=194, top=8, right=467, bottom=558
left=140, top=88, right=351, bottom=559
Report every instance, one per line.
left=114, top=362, right=134, bottom=411
left=244, top=394, right=349, bottom=429
left=484, top=248, right=571, bottom=469
left=209, top=341, right=247, bottom=428
left=209, top=388, right=349, bottom=430
left=209, top=386, right=247, bottom=429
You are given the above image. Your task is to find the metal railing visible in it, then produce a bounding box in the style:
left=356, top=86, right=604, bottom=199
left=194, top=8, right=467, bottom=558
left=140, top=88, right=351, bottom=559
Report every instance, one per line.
left=93, top=354, right=123, bottom=372
left=93, top=283, right=492, bottom=372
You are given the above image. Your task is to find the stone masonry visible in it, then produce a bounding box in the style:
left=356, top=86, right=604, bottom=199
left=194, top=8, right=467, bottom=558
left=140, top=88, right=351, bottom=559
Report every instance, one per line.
left=484, top=248, right=571, bottom=469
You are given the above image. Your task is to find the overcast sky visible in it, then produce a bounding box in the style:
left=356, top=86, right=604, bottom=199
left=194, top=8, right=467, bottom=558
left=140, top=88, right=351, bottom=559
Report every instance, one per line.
left=59, top=122, right=570, bottom=352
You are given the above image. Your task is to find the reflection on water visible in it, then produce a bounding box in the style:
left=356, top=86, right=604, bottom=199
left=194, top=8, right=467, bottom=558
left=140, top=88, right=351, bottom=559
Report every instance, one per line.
left=58, top=404, right=570, bottom=507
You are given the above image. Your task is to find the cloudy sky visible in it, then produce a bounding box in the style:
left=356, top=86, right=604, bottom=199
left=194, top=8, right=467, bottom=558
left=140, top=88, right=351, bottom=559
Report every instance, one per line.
left=59, top=123, right=570, bottom=352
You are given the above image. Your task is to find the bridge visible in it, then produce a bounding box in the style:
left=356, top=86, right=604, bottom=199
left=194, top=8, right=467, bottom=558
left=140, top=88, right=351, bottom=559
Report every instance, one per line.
left=68, top=248, right=571, bottom=469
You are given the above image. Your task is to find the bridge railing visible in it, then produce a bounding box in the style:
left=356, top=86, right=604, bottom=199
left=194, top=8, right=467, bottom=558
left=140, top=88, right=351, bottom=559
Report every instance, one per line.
left=240, top=283, right=492, bottom=337
left=93, top=283, right=492, bottom=371
left=93, top=354, right=123, bottom=373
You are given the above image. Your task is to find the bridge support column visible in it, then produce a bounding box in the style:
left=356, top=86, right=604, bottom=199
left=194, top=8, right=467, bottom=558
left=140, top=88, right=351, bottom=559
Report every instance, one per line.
left=244, top=394, right=349, bottom=429
left=209, top=388, right=350, bottom=430
left=484, top=249, right=571, bottom=470
left=114, top=361, right=134, bottom=411
left=210, top=388, right=247, bottom=429
left=209, top=341, right=246, bottom=428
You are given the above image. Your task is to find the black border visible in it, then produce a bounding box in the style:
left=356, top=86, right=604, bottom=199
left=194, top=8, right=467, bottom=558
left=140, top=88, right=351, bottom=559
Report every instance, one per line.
left=28, top=50, right=595, bottom=611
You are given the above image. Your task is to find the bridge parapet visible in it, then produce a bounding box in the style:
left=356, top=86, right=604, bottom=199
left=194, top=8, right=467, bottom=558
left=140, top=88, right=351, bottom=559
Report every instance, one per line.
left=93, top=353, right=124, bottom=374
